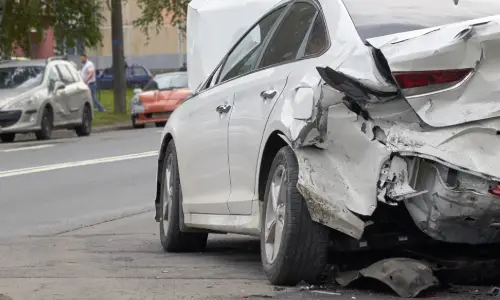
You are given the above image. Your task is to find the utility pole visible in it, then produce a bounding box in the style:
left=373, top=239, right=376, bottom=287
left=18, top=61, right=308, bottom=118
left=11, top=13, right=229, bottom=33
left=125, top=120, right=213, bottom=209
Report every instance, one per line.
left=111, top=0, right=126, bottom=113
left=0, top=0, right=5, bottom=59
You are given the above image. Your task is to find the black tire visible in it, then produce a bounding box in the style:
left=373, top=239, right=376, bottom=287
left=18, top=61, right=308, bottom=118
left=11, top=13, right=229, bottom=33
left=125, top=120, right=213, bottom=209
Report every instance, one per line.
left=155, top=121, right=166, bottom=128
left=260, top=145, right=330, bottom=286
left=75, top=104, right=92, bottom=137
left=132, top=115, right=145, bottom=129
left=35, top=107, right=53, bottom=140
left=0, top=133, right=15, bottom=143
left=159, top=140, right=208, bottom=252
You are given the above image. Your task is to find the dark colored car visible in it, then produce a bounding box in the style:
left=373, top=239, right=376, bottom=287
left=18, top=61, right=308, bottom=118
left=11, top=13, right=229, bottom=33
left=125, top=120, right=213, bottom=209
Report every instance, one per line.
left=96, top=64, right=153, bottom=90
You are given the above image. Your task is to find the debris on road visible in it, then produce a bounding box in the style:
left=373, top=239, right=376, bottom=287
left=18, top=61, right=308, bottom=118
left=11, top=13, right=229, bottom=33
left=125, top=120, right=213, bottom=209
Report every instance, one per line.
left=335, top=258, right=438, bottom=298
left=489, top=287, right=500, bottom=297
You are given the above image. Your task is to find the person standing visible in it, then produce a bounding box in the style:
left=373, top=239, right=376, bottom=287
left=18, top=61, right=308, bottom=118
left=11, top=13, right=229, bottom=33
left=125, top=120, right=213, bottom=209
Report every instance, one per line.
left=179, top=62, right=187, bottom=71
left=80, top=54, right=106, bottom=112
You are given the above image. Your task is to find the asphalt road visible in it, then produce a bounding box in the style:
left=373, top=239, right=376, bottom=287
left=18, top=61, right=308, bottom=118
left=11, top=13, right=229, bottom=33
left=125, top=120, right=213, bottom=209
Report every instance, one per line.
left=0, top=128, right=159, bottom=237
left=0, top=128, right=496, bottom=300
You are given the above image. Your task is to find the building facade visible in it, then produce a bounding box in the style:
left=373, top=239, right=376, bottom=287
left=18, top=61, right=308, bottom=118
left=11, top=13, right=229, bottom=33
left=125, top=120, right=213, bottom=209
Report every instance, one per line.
left=85, top=1, right=186, bottom=71
left=12, top=29, right=55, bottom=59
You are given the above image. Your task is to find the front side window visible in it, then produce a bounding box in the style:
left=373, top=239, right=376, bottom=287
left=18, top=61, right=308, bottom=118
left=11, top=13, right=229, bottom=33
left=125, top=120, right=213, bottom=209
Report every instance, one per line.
left=259, top=2, right=317, bottom=68
left=217, top=7, right=286, bottom=84
left=56, top=65, right=76, bottom=84
left=48, top=67, right=61, bottom=83
left=66, top=64, right=81, bottom=82
left=0, top=66, right=45, bottom=89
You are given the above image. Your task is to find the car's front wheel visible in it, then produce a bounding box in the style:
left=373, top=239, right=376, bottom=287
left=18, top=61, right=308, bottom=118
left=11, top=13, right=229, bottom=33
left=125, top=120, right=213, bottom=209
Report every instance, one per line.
left=159, top=140, right=208, bottom=252
left=261, top=145, right=330, bottom=286
left=35, top=107, right=53, bottom=140
left=75, top=104, right=92, bottom=137
left=0, top=133, right=16, bottom=143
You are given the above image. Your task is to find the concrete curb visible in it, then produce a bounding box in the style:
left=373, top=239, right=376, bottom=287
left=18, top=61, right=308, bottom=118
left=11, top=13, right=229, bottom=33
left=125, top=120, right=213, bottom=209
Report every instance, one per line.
left=10, top=122, right=134, bottom=142
left=92, top=122, right=132, bottom=133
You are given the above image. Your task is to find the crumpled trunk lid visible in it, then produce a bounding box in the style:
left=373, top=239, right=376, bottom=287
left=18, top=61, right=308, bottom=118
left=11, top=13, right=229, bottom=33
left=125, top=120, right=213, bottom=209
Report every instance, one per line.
left=366, top=15, right=500, bottom=127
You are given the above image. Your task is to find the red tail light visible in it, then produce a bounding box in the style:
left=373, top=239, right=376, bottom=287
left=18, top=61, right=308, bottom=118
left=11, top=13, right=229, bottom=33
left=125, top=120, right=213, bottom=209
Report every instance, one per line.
left=393, top=69, right=473, bottom=89
left=489, top=185, right=500, bottom=197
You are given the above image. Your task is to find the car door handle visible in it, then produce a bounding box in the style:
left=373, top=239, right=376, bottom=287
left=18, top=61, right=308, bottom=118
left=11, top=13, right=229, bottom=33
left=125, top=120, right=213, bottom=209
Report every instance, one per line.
left=261, top=90, right=277, bottom=100
left=216, top=104, right=232, bottom=114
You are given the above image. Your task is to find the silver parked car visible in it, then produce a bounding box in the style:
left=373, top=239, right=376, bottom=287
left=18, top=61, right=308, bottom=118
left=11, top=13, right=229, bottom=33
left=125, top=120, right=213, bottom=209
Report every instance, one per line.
left=155, top=0, right=500, bottom=286
left=0, top=57, right=93, bottom=142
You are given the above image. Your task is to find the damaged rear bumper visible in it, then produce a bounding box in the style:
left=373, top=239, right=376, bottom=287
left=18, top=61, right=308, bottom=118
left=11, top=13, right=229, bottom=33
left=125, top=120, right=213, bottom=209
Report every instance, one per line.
left=292, top=85, right=500, bottom=244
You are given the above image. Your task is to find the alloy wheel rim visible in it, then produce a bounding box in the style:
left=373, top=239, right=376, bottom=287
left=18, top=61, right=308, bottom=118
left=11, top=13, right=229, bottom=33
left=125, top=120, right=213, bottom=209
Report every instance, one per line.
left=264, top=165, right=287, bottom=264
left=162, top=154, right=174, bottom=229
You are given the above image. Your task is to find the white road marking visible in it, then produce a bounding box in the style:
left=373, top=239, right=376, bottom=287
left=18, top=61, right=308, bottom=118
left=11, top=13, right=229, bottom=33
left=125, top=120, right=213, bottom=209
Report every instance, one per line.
left=2, top=144, right=56, bottom=153
left=311, top=291, right=341, bottom=296
left=0, top=151, right=158, bottom=178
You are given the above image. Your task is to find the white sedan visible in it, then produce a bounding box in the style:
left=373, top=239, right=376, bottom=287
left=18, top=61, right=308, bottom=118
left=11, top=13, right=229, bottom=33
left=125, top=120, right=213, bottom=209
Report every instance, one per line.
left=154, top=0, right=500, bottom=286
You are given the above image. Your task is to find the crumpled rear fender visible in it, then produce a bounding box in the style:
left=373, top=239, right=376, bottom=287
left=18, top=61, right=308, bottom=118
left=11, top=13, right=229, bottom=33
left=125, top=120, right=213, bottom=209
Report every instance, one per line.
left=284, top=57, right=500, bottom=240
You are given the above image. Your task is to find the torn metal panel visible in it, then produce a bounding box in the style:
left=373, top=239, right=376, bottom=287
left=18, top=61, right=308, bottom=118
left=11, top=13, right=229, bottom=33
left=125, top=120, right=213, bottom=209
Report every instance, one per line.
left=294, top=103, right=391, bottom=219
left=405, top=159, right=500, bottom=244
left=367, top=16, right=500, bottom=127
left=385, top=117, right=500, bottom=181
left=377, top=156, right=427, bottom=205
left=336, top=258, right=439, bottom=298
left=282, top=12, right=500, bottom=244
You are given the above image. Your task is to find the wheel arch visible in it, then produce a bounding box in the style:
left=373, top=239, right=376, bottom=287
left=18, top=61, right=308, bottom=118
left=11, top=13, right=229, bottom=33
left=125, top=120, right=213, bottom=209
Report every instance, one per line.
left=155, top=132, right=174, bottom=222
left=84, top=101, right=93, bottom=120
left=257, top=130, right=292, bottom=202
left=36, top=101, right=54, bottom=125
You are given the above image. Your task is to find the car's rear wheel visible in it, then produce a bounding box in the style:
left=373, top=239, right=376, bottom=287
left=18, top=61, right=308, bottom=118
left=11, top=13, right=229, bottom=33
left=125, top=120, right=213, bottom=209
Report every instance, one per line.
left=75, top=104, right=92, bottom=137
left=132, top=115, right=145, bottom=129
left=160, top=140, right=208, bottom=252
left=35, top=107, right=53, bottom=140
left=261, top=145, right=330, bottom=286
left=155, top=122, right=166, bottom=128
left=0, top=133, right=16, bottom=143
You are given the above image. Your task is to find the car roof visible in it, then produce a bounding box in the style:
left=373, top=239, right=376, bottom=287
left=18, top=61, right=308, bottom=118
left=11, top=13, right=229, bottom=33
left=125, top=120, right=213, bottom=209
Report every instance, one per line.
left=0, top=59, right=46, bottom=68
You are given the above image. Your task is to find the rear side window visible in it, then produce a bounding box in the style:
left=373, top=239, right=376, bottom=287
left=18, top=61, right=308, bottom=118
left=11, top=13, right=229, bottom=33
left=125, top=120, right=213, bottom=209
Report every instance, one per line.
left=304, top=14, right=328, bottom=57
left=342, top=0, right=500, bottom=40
left=259, top=2, right=317, bottom=68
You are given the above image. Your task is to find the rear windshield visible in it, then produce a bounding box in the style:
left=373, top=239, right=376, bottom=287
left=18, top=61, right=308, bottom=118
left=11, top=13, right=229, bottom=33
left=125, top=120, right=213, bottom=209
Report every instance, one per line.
left=342, top=0, right=500, bottom=40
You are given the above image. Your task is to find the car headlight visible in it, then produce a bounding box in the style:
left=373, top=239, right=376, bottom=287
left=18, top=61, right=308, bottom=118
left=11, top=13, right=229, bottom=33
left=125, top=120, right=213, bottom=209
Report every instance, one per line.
left=131, top=95, right=142, bottom=106
left=6, top=96, right=37, bottom=110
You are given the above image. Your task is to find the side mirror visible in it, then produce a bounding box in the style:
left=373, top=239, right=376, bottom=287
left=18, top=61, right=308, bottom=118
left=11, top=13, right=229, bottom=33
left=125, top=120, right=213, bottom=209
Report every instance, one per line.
left=133, top=88, right=142, bottom=95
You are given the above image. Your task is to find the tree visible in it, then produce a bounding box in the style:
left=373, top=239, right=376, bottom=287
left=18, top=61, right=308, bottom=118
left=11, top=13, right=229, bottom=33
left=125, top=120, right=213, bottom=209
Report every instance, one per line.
left=134, top=0, right=190, bottom=38
left=0, top=0, right=104, bottom=58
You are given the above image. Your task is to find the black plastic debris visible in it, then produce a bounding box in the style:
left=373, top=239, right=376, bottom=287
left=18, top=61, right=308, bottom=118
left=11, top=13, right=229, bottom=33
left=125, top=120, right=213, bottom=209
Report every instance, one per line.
left=335, top=257, right=439, bottom=298
left=489, top=287, right=500, bottom=297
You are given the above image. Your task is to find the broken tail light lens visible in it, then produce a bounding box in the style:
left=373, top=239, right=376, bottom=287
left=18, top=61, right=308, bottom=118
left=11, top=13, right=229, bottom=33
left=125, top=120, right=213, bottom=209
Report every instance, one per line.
left=392, top=68, right=473, bottom=95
